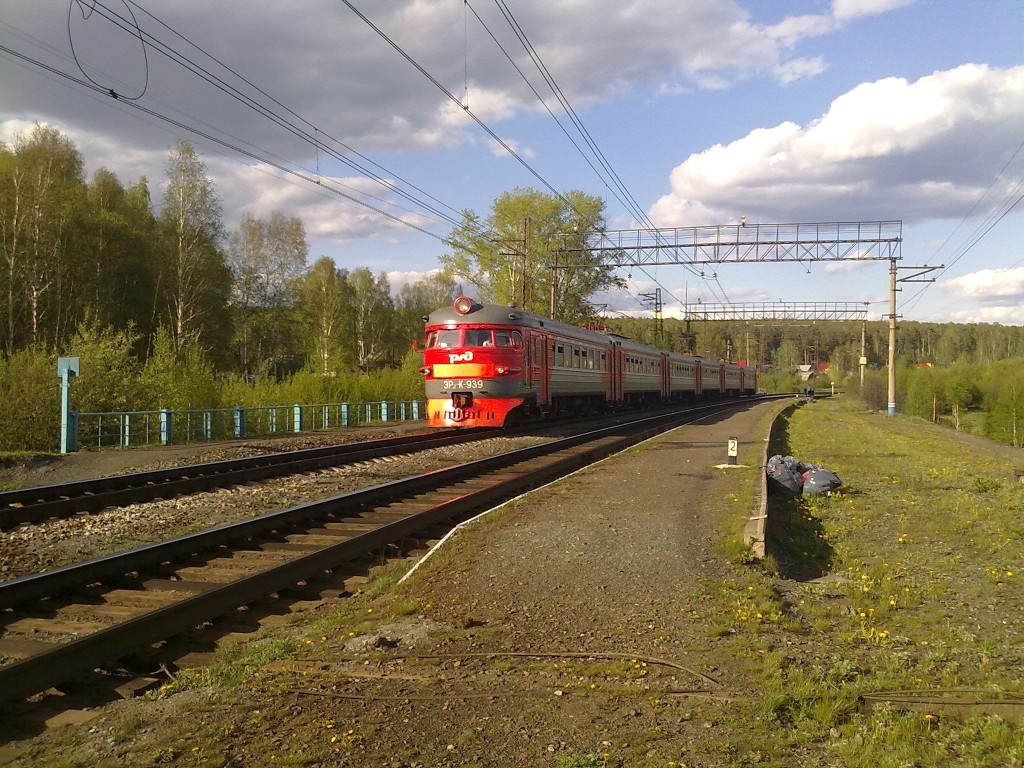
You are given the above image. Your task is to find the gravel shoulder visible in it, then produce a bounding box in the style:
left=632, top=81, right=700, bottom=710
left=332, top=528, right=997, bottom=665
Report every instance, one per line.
left=0, top=422, right=431, bottom=490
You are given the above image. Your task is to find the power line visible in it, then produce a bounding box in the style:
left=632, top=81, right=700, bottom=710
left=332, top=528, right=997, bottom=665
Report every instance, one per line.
left=902, top=141, right=1024, bottom=313
left=0, top=42, right=453, bottom=244
left=478, top=1, right=729, bottom=309
left=72, top=0, right=486, bottom=237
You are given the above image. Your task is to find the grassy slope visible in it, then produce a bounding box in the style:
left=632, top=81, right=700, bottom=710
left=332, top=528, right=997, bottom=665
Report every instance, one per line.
left=742, top=396, right=1024, bottom=766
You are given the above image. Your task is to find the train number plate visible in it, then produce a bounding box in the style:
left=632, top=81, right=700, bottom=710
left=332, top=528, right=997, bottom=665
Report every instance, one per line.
left=441, top=379, right=484, bottom=390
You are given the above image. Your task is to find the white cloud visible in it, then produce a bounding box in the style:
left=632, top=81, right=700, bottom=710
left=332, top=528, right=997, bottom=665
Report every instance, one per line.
left=775, top=56, right=828, bottom=85
left=946, top=305, right=1024, bottom=325
left=832, top=0, right=915, bottom=21
left=943, top=267, right=1024, bottom=302
left=649, top=64, right=1024, bottom=227
left=929, top=267, right=1024, bottom=325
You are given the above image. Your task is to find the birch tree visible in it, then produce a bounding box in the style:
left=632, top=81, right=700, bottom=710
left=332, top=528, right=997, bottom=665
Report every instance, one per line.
left=158, top=139, right=230, bottom=355
left=298, top=257, right=354, bottom=375
left=0, top=125, right=85, bottom=353
left=439, top=188, right=619, bottom=322
left=227, top=211, right=308, bottom=374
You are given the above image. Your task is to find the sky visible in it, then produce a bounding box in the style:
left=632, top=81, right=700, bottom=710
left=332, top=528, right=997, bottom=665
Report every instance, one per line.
left=2, top=0, right=1023, bottom=326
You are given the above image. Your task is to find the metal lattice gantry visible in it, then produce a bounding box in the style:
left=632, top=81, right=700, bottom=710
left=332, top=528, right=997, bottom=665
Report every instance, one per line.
left=679, top=301, right=870, bottom=322
left=556, top=220, right=902, bottom=267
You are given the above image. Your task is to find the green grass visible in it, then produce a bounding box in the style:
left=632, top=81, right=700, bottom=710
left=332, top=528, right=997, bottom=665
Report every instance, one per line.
left=743, top=396, right=1024, bottom=766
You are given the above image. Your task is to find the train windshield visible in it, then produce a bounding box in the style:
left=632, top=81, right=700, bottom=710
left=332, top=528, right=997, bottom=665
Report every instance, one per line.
left=427, top=330, right=461, bottom=348
left=426, top=329, right=523, bottom=349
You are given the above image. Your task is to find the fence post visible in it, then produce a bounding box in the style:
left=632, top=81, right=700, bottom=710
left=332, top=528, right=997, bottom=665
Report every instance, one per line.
left=293, top=404, right=303, bottom=433
left=160, top=409, right=173, bottom=445
left=233, top=406, right=245, bottom=438
left=203, top=411, right=212, bottom=440
left=57, top=357, right=80, bottom=454
left=121, top=414, right=131, bottom=448
left=382, top=401, right=389, bottom=422
left=413, top=401, right=420, bottom=420
left=269, top=407, right=277, bottom=433
left=341, top=403, right=349, bottom=427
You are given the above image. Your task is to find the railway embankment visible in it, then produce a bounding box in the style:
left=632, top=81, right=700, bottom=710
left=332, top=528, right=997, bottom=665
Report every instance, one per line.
left=3, top=396, right=1023, bottom=767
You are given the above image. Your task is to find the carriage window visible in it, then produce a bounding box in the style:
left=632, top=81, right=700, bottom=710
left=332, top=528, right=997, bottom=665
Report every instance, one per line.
left=573, top=347, right=581, bottom=368
left=431, top=330, right=461, bottom=348
left=556, top=344, right=565, bottom=366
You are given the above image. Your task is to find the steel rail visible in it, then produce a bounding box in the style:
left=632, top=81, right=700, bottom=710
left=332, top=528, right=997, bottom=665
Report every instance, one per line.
left=0, top=429, right=497, bottom=529
left=0, top=400, right=760, bottom=705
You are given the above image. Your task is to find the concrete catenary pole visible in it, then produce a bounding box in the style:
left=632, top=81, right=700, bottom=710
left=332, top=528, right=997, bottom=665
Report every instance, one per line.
left=887, top=259, right=897, bottom=416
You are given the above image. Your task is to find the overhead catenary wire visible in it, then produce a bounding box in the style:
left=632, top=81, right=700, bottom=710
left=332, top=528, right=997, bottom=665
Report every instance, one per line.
left=901, top=139, right=1024, bottom=314
left=74, top=0, right=474, bottom=234
left=0, top=42, right=456, bottom=245
left=476, top=0, right=729, bottom=311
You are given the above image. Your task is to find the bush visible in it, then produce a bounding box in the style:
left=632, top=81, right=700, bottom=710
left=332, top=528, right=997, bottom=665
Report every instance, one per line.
left=139, top=329, right=220, bottom=410
left=0, top=348, right=61, bottom=452
left=63, top=320, right=146, bottom=413
left=858, top=369, right=889, bottom=411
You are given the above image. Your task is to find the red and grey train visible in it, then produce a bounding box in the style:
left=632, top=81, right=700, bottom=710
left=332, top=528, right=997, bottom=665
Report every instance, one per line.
left=421, top=297, right=756, bottom=429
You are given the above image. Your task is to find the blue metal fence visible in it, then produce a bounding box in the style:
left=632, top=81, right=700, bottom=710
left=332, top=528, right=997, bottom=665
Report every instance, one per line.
left=73, top=400, right=425, bottom=451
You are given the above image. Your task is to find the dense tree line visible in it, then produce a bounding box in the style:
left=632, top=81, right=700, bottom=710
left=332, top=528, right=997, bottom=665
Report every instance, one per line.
left=601, top=316, right=1024, bottom=372
left=0, top=127, right=460, bottom=377
left=2, top=124, right=1022, bottom=451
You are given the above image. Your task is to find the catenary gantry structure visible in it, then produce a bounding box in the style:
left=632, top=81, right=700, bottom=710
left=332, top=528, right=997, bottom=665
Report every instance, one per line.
left=555, top=220, right=902, bottom=267
left=677, top=301, right=869, bottom=322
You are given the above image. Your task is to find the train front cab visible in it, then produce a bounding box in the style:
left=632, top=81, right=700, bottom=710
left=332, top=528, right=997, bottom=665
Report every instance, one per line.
left=422, top=322, right=529, bottom=428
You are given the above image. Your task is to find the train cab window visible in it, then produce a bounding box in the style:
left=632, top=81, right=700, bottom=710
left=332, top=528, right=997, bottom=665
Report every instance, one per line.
left=464, top=329, right=494, bottom=347
left=430, top=330, right=461, bottom=348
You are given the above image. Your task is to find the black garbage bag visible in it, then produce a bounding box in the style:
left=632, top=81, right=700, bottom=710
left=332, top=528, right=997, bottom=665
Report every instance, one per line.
left=781, top=455, right=810, bottom=474
left=766, top=454, right=801, bottom=496
left=802, top=468, right=842, bottom=496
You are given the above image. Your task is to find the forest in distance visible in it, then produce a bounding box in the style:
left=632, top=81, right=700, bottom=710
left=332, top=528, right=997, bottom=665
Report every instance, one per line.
left=2, top=124, right=1023, bottom=452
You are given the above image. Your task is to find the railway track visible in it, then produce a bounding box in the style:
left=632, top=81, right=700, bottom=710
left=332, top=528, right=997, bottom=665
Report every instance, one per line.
left=0, top=428, right=496, bottom=529
left=0, top=400, right=760, bottom=708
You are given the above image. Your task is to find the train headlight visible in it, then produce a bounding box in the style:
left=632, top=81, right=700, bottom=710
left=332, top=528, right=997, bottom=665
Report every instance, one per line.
left=418, top=365, right=432, bottom=376
left=495, top=366, right=521, bottom=375
left=454, top=296, right=476, bottom=315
